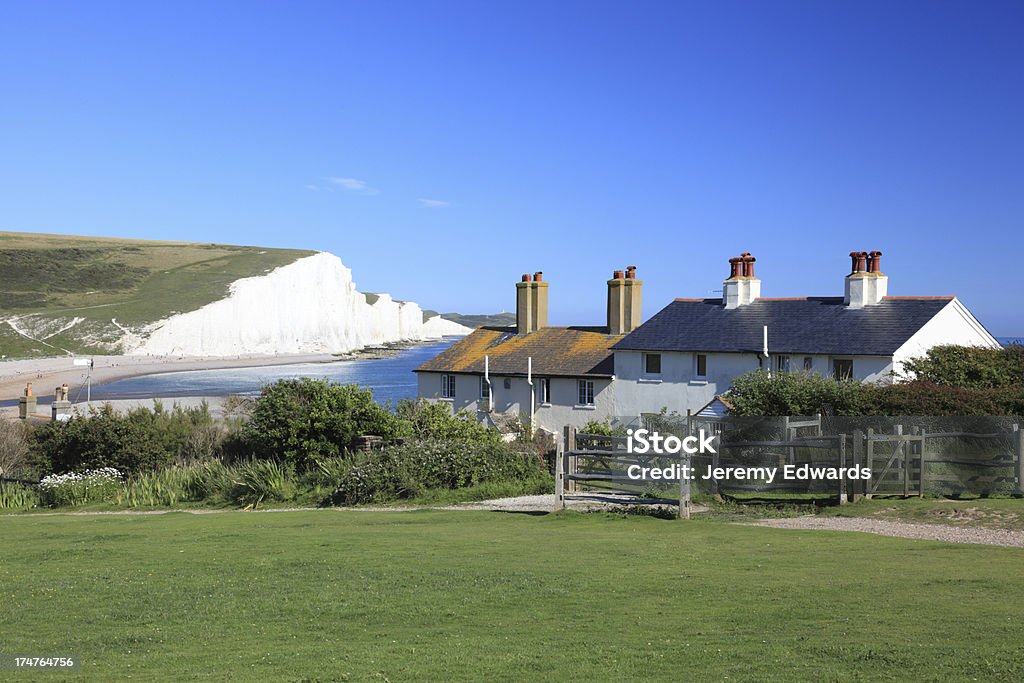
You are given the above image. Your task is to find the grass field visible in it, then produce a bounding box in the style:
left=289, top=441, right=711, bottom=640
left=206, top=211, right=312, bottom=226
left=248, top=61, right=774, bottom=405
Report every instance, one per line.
left=2, top=510, right=1023, bottom=681
left=0, top=231, right=313, bottom=357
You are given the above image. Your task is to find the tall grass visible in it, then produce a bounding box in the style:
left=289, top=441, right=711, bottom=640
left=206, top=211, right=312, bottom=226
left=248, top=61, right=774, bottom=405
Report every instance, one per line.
left=0, top=481, right=41, bottom=510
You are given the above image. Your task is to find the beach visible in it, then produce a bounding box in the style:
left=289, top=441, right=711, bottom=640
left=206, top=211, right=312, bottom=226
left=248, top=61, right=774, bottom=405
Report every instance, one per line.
left=0, top=353, right=337, bottom=418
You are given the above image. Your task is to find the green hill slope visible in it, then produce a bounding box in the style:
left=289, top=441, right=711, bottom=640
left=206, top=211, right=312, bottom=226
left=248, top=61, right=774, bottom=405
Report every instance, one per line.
left=0, top=231, right=314, bottom=358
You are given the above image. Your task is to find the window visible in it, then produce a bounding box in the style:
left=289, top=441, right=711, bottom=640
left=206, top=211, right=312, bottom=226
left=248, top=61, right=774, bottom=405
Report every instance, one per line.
left=480, top=376, right=491, bottom=399
left=539, top=377, right=551, bottom=404
left=441, top=374, right=456, bottom=398
left=695, top=353, right=708, bottom=379
left=803, top=356, right=813, bottom=372
left=776, top=355, right=791, bottom=373
left=832, top=359, right=853, bottom=380
left=578, top=380, right=595, bottom=406
left=644, top=353, right=662, bottom=375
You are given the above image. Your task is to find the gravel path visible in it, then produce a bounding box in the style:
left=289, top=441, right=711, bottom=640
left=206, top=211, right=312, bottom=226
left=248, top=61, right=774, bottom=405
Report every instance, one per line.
left=6, top=494, right=696, bottom=517
left=746, top=516, right=1024, bottom=548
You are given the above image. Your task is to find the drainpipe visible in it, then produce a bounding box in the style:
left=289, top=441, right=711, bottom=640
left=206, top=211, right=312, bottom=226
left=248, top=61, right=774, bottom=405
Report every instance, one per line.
left=763, top=325, right=771, bottom=377
left=527, top=356, right=534, bottom=433
left=483, top=358, right=491, bottom=411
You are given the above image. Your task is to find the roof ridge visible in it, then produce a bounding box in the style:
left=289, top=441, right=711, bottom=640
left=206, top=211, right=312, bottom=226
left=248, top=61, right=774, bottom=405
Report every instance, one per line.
left=883, top=295, right=955, bottom=300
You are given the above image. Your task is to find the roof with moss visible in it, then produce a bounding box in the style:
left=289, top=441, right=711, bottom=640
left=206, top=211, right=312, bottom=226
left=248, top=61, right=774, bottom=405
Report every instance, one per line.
left=415, top=326, right=624, bottom=378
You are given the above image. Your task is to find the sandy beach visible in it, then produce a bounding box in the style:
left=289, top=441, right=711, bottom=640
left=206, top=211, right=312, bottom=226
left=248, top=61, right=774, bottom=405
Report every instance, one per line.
left=0, top=353, right=337, bottom=418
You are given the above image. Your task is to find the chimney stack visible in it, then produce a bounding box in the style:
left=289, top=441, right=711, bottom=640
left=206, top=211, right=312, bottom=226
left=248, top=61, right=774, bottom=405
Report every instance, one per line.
left=844, top=250, right=888, bottom=307
left=515, top=271, right=549, bottom=334
left=607, top=266, right=642, bottom=335
left=722, top=252, right=761, bottom=309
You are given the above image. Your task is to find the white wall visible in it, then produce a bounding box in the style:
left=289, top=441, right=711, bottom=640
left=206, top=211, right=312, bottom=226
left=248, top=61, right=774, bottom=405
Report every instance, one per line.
left=893, top=298, right=1001, bottom=378
left=612, top=350, right=895, bottom=416
left=416, top=372, right=615, bottom=431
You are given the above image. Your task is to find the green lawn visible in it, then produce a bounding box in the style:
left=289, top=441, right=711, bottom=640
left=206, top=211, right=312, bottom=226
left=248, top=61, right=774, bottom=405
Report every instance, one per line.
left=2, top=510, right=1023, bottom=681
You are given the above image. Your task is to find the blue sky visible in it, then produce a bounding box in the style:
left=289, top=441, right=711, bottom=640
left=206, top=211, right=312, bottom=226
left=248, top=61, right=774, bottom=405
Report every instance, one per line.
left=1, top=1, right=1022, bottom=333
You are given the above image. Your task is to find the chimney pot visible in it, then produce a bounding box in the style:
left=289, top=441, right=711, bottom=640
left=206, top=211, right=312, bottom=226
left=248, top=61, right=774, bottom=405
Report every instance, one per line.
left=521, top=274, right=530, bottom=282
left=742, top=253, right=756, bottom=278
left=728, top=256, right=742, bottom=279
left=867, top=250, right=883, bottom=273
left=613, top=269, right=624, bottom=279
left=533, top=271, right=543, bottom=282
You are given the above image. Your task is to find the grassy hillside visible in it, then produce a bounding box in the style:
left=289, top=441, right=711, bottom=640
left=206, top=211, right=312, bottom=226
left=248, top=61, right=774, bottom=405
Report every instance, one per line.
left=0, top=231, right=314, bottom=358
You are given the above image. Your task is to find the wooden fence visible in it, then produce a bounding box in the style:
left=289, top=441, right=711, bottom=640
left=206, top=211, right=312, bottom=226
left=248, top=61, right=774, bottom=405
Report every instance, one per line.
left=555, top=419, right=1024, bottom=517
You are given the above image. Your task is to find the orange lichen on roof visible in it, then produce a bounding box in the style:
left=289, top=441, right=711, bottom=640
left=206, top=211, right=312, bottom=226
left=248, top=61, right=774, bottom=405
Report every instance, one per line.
left=415, top=326, right=624, bottom=377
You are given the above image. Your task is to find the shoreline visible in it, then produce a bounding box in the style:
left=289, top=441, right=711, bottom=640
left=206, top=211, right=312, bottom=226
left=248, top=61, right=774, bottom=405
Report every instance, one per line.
left=0, top=337, right=451, bottom=411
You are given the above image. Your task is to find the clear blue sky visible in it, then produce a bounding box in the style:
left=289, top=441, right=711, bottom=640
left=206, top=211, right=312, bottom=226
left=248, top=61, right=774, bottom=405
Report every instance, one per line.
left=1, top=1, right=1021, bottom=333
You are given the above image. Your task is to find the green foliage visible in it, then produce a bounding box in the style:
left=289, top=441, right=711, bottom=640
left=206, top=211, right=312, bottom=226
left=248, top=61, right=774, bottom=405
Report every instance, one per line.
left=860, top=381, right=1024, bottom=416
left=0, top=481, right=40, bottom=510
left=330, top=440, right=546, bottom=505
left=230, top=460, right=298, bottom=509
left=901, top=344, right=1024, bottom=389
left=727, top=370, right=866, bottom=416
left=241, top=379, right=405, bottom=467
left=39, top=468, right=123, bottom=507
left=31, top=402, right=219, bottom=474
left=580, top=418, right=620, bottom=436
left=395, top=398, right=501, bottom=444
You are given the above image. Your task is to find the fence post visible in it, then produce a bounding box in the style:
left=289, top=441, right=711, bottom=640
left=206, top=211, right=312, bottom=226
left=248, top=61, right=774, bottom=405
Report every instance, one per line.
left=901, top=425, right=910, bottom=498
left=563, top=425, right=577, bottom=494
left=919, top=428, right=927, bottom=498
left=678, top=454, right=691, bottom=520
left=1015, top=424, right=1023, bottom=497
left=851, top=429, right=863, bottom=503
left=838, top=433, right=847, bottom=505
left=865, top=428, right=874, bottom=499
left=555, top=428, right=565, bottom=511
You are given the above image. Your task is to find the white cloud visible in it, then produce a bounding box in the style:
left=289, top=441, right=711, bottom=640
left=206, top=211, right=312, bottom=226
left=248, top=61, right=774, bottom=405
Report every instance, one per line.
left=326, top=177, right=379, bottom=195
left=304, top=184, right=319, bottom=191
left=417, top=198, right=450, bottom=209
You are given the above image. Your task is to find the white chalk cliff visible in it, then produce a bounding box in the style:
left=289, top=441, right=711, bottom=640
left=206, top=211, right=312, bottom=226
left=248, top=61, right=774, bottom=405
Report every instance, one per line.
left=130, top=252, right=472, bottom=356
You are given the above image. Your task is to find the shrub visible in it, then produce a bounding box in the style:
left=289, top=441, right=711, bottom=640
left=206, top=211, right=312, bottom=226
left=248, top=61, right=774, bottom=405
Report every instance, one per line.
left=395, top=399, right=501, bottom=444
left=31, top=402, right=219, bottom=474
left=902, top=344, right=1024, bottom=388
left=726, top=370, right=866, bottom=416
left=39, top=468, right=123, bottom=507
left=241, top=379, right=405, bottom=467
left=330, top=440, right=545, bottom=505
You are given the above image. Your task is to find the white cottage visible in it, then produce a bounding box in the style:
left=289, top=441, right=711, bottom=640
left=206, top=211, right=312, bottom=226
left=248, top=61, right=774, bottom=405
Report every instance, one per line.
left=611, top=251, right=1000, bottom=417
left=415, top=269, right=640, bottom=432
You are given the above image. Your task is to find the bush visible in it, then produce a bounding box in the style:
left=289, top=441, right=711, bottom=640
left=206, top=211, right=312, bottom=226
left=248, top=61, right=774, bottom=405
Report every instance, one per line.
left=727, top=370, right=866, bottom=416
left=31, top=402, right=218, bottom=474
left=39, top=468, right=123, bottom=507
left=395, top=399, right=501, bottom=444
left=241, top=379, right=405, bottom=467
left=902, top=344, right=1024, bottom=388
left=330, top=440, right=545, bottom=505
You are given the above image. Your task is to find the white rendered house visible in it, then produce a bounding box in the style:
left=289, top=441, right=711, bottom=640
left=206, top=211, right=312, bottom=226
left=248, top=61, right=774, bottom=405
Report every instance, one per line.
left=416, top=252, right=1000, bottom=428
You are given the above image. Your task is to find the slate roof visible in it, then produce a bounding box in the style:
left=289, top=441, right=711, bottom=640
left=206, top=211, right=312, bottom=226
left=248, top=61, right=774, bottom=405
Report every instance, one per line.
left=613, top=296, right=955, bottom=356
left=415, top=326, right=623, bottom=378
